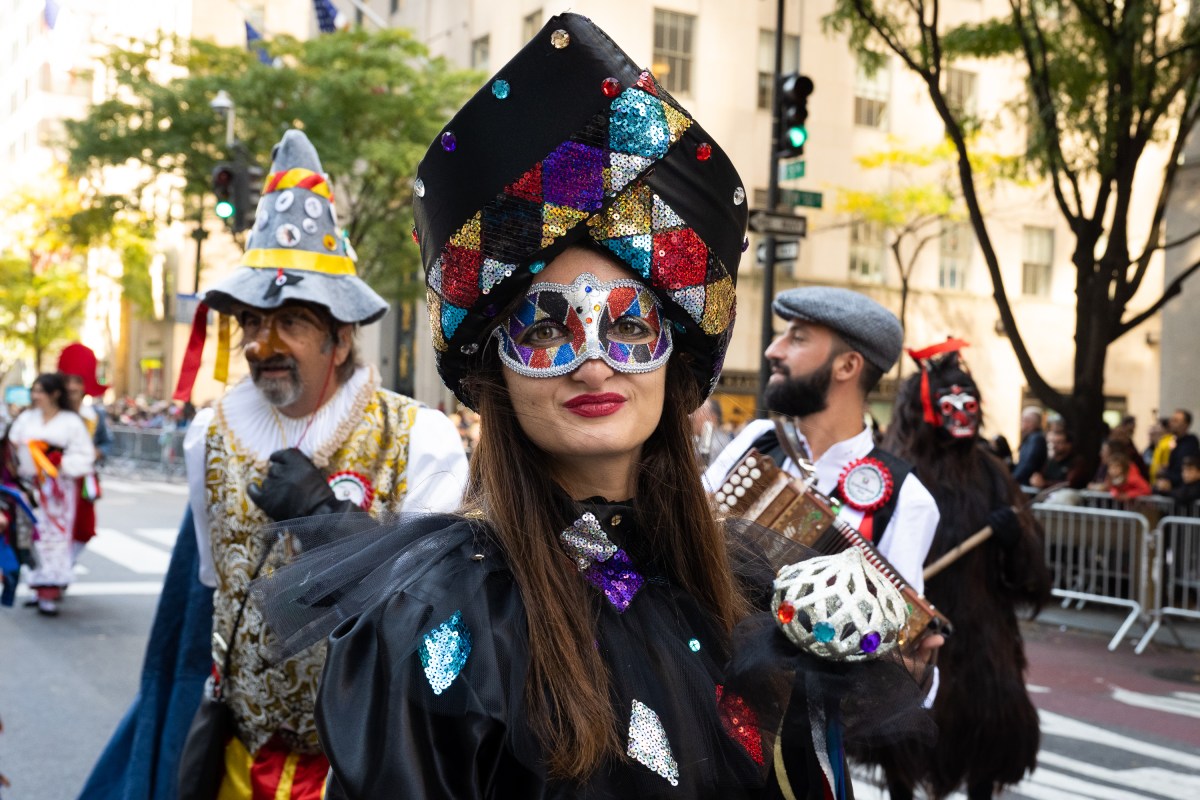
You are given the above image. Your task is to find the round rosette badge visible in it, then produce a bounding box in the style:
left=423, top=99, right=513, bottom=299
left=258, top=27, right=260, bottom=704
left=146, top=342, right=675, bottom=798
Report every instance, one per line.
left=836, top=457, right=893, bottom=513
left=327, top=470, right=375, bottom=510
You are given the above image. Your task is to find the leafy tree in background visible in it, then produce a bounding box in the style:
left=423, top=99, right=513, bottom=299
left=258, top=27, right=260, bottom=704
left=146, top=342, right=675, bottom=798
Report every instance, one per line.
left=0, top=173, right=93, bottom=373
left=828, top=0, right=1200, bottom=466
left=66, top=29, right=480, bottom=302
left=836, top=139, right=1022, bottom=377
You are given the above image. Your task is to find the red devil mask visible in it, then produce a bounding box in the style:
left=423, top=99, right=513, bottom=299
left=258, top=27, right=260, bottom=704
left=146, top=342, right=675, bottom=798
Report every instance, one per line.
left=907, top=338, right=978, bottom=438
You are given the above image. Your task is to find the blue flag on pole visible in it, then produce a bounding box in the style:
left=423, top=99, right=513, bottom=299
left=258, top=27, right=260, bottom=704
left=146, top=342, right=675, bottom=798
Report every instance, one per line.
left=245, top=22, right=273, bottom=65
left=314, top=0, right=340, bottom=34
left=43, top=0, right=60, bottom=29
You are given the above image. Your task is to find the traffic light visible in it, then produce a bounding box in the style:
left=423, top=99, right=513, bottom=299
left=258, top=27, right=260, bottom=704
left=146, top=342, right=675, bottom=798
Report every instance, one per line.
left=778, top=73, right=814, bottom=158
left=212, top=162, right=238, bottom=222
left=211, top=160, right=263, bottom=233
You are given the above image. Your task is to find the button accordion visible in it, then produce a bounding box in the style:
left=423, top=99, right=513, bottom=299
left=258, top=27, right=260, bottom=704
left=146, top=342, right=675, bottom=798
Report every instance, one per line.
left=713, top=448, right=952, bottom=651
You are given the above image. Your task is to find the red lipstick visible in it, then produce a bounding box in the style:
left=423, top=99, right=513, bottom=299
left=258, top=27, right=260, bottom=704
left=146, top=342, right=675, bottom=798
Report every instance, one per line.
left=563, top=392, right=626, bottom=418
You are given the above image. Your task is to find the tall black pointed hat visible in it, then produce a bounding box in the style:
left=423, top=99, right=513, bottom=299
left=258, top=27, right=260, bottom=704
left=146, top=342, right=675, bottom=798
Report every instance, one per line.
left=413, top=13, right=748, bottom=408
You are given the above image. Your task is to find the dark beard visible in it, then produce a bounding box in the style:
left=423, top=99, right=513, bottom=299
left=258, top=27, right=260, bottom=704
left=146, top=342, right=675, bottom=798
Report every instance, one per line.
left=764, top=358, right=834, bottom=418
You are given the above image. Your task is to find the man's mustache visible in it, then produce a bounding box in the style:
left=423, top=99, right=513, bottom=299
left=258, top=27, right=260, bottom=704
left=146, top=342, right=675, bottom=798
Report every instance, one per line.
left=249, top=357, right=298, bottom=378
left=768, top=358, right=789, bottom=377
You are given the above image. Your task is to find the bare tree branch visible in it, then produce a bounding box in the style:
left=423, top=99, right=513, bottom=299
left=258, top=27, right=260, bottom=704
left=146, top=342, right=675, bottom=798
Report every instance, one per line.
left=1117, top=257, right=1200, bottom=337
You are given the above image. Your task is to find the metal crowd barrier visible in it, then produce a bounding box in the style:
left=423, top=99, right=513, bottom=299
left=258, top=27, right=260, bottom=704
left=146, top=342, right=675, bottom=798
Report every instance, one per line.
left=1074, top=489, right=1197, bottom=522
left=1136, top=516, right=1200, bottom=653
left=1033, top=503, right=1152, bottom=651
left=105, top=425, right=188, bottom=478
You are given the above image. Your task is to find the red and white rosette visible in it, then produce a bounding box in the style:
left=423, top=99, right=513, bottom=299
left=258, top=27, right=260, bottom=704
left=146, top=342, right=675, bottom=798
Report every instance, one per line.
left=836, top=457, right=893, bottom=514
left=327, top=470, right=375, bottom=511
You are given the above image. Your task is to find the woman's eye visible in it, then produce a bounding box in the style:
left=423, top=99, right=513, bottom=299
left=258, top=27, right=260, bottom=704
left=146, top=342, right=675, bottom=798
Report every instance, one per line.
left=519, top=321, right=569, bottom=347
left=611, top=317, right=653, bottom=341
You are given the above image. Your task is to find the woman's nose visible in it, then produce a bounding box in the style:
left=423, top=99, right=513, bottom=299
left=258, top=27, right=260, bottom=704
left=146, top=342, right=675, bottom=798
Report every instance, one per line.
left=571, top=357, right=615, bottom=388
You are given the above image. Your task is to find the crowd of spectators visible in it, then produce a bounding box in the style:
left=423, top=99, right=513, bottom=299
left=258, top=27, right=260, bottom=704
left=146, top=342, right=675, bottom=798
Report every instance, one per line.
left=1008, top=406, right=1200, bottom=506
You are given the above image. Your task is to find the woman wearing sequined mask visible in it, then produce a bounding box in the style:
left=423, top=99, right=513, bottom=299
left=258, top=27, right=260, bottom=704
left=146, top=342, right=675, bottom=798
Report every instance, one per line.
left=256, top=14, right=929, bottom=799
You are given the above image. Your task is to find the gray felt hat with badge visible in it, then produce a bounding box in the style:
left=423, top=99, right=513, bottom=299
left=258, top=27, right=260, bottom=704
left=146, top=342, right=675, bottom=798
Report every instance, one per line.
left=773, top=286, right=903, bottom=372
left=202, top=129, right=389, bottom=325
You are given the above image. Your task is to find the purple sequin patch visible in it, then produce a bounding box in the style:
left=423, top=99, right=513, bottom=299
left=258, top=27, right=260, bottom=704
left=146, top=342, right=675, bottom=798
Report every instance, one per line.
left=542, top=141, right=606, bottom=210
left=584, top=549, right=644, bottom=613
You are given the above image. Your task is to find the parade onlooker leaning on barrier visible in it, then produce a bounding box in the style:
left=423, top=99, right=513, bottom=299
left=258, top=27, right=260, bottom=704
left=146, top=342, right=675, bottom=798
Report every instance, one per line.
left=1154, top=409, right=1200, bottom=493
left=1011, top=406, right=1048, bottom=486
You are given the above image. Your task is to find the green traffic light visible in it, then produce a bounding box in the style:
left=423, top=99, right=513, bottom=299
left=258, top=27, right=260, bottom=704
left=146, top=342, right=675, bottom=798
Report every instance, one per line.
left=787, top=126, right=808, bottom=149
left=215, top=200, right=235, bottom=219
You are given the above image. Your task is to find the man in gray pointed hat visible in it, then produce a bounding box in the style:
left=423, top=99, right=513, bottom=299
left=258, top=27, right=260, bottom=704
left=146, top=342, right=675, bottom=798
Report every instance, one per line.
left=82, top=129, right=468, bottom=799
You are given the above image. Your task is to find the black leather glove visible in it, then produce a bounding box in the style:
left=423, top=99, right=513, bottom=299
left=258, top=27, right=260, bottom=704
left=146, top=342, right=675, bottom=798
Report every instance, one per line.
left=247, top=448, right=361, bottom=522
left=987, top=506, right=1020, bottom=550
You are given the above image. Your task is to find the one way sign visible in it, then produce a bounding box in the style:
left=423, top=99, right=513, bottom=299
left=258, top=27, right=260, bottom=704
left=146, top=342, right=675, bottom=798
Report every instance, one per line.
left=747, top=210, right=808, bottom=237
left=756, top=240, right=799, bottom=264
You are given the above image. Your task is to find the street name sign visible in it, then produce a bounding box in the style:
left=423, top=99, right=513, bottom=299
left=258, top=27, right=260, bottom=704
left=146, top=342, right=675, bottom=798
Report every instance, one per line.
left=779, top=159, right=806, bottom=181
left=747, top=210, right=808, bottom=237
left=756, top=239, right=800, bottom=264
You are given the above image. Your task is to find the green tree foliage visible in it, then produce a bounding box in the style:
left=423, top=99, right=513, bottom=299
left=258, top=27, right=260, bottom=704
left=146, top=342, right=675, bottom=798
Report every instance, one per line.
left=0, top=174, right=94, bottom=373
left=836, top=138, right=1021, bottom=372
left=65, top=30, right=480, bottom=301
left=827, top=1, right=1200, bottom=462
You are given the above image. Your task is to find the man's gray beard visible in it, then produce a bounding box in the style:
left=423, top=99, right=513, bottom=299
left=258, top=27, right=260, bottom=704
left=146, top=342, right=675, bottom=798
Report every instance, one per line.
left=254, top=373, right=304, bottom=409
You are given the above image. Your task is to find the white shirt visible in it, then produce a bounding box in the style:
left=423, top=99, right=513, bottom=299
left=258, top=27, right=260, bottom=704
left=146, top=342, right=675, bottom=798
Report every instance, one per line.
left=8, top=407, right=96, bottom=479
left=184, top=366, right=468, bottom=587
left=704, top=419, right=939, bottom=595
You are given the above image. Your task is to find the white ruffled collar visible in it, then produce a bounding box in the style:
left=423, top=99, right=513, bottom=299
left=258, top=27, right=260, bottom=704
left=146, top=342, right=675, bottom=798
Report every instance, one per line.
left=215, top=365, right=379, bottom=468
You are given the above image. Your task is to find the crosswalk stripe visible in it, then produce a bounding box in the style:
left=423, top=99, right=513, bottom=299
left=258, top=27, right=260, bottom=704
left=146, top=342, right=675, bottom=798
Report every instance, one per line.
left=1111, top=685, right=1200, bottom=719
left=1016, top=780, right=1101, bottom=800
left=1040, top=710, right=1200, bottom=770
left=86, top=528, right=171, bottom=574
left=98, top=477, right=190, bottom=496
left=16, top=581, right=162, bottom=597
left=132, top=527, right=180, bottom=547
left=1038, top=751, right=1200, bottom=797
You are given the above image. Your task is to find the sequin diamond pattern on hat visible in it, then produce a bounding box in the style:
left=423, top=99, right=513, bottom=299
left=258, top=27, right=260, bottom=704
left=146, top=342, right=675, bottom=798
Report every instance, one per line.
left=426, top=77, right=694, bottom=354
left=418, top=610, right=472, bottom=694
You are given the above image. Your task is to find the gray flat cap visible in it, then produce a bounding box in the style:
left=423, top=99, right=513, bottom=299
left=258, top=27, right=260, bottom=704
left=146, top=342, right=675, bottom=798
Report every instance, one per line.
left=773, top=286, right=903, bottom=372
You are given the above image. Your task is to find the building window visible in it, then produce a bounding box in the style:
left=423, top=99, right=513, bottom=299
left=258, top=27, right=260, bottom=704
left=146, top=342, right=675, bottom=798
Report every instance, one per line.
left=944, top=67, right=977, bottom=119
left=522, top=10, right=542, bottom=42
left=471, top=35, right=490, bottom=71
left=939, top=221, right=972, bottom=290
left=1022, top=225, right=1054, bottom=297
left=854, top=55, right=890, bottom=129
left=390, top=0, right=401, bottom=14
left=756, top=30, right=800, bottom=110
left=849, top=220, right=886, bottom=283
left=653, top=9, right=695, bottom=95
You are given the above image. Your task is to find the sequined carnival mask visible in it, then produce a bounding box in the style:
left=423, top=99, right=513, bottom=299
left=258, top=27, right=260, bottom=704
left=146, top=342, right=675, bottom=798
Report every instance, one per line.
left=494, top=272, right=673, bottom=378
left=935, top=383, right=980, bottom=439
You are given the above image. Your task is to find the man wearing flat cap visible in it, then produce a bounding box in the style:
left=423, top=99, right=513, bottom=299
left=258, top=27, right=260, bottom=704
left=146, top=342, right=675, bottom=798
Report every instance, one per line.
left=82, top=130, right=468, bottom=800
left=705, top=286, right=939, bottom=596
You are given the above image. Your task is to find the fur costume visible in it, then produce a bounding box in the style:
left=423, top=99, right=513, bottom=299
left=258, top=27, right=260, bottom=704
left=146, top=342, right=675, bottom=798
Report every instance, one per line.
left=878, top=346, right=1051, bottom=799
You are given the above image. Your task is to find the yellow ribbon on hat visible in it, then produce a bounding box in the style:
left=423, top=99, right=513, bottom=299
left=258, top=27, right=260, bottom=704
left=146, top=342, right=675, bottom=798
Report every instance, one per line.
left=262, top=168, right=332, bottom=199
left=214, top=314, right=231, bottom=384
left=242, top=248, right=358, bottom=276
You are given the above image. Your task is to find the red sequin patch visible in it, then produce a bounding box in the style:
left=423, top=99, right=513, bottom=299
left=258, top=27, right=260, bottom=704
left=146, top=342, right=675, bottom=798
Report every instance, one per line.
left=651, top=228, right=707, bottom=289
left=715, top=684, right=764, bottom=765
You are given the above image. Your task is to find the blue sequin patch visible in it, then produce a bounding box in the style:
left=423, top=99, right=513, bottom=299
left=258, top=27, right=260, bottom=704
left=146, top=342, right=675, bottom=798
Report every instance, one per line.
left=419, top=610, right=472, bottom=695
left=609, top=89, right=671, bottom=159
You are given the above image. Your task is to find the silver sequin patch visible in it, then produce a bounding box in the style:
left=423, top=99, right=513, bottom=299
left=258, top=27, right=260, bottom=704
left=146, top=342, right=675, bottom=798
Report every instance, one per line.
left=628, top=699, right=680, bottom=786
left=559, top=512, right=618, bottom=571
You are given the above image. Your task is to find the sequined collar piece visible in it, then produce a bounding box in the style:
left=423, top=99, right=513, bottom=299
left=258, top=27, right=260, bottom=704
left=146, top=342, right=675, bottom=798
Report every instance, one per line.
left=559, top=508, right=644, bottom=612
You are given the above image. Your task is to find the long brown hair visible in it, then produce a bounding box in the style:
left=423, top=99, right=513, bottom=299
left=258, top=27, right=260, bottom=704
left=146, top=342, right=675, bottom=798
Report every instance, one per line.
left=461, top=352, right=748, bottom=780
